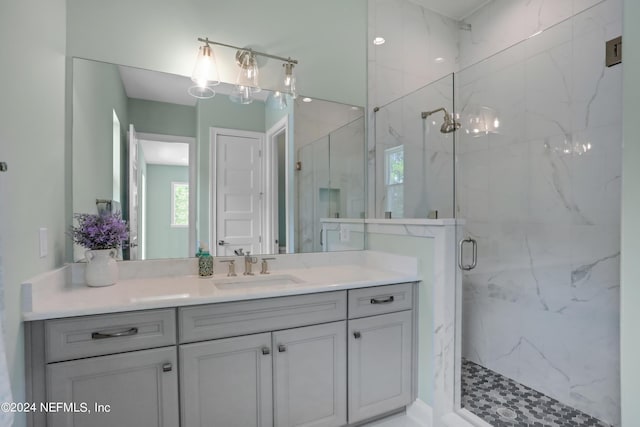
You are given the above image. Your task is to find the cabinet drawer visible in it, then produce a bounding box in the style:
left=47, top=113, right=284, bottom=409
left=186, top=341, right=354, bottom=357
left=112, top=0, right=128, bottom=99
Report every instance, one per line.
left=179, top=291, right=347, bottom=343
left=45, top=309, right=176, bottom=363
left=348, top=283, right=413, bottom=319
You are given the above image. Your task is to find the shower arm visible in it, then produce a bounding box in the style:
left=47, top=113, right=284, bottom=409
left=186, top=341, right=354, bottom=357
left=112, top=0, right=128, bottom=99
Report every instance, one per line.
left=421, top=108, right=448, bottom=120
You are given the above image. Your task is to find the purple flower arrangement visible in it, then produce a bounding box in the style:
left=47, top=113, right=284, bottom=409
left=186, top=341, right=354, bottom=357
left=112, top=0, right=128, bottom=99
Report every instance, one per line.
left=69, top=213, right=129, bottom=250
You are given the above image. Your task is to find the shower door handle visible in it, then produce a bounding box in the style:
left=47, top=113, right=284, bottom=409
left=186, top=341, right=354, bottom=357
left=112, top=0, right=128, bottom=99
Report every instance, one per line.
left=458, top=238, right=477, bottom=271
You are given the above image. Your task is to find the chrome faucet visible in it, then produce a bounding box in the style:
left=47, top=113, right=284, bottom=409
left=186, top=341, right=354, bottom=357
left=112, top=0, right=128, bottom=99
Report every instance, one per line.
left=244, top=252, right=258, bottom=275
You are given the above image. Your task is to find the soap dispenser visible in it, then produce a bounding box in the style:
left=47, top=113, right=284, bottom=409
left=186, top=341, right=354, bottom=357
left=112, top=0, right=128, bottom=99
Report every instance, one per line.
left=198, top=243, right=213, bottom=277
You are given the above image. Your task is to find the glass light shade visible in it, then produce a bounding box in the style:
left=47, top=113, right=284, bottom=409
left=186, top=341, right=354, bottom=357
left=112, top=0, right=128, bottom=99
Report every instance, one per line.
left=229, top=85, right=254, bottom=104
left=236, top=51, right=261, bottom=93
left=187, top=85, right=215, bottom=99
left=191, top=44, right=220, bottom=88
left=266, top=90, right=289, bottom=110
left=463, top=105, right=500, bottom=136
left=283, top=62, right=297, bottom=99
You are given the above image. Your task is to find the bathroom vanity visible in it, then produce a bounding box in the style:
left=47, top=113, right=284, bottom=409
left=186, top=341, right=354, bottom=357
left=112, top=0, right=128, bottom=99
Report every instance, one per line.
left=23, top=253, right=419, bottom=427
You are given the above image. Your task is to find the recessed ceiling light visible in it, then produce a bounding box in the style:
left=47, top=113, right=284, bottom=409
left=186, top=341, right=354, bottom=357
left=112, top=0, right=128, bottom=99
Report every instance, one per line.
left=373, top=37, right=386, bottom=46
left=302, top=97, right=312, bottom=103
left=434, top=57, right=445, bottom=63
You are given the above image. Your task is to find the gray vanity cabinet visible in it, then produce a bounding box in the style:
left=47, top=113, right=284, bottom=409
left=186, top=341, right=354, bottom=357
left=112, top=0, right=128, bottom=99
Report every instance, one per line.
left=180, top=333, right=274, bottom=427
left=46, top=346, right=179, bottom=427
left=273, top=321, right=347, bottom=427
left=347, top=284, right=414, bottom=423
left=27, top=284, right=416, bottom=427
left=179, top=297, right=347, bottom=427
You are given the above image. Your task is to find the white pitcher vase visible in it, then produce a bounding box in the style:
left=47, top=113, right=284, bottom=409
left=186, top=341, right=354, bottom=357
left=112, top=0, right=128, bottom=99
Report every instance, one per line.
left=85, top=249, right=118, bottom=287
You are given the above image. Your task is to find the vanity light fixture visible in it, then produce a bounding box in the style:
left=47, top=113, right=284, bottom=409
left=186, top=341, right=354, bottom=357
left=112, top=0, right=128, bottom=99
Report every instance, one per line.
left=189, top=37, right=299, bottom=105
left=266, top=61, right=297, bottom=110
left=373, top=37, right=386, bottom=45
left=302, top=97, right=312, bottom=103
left=189, top=39, right=220, bottom=99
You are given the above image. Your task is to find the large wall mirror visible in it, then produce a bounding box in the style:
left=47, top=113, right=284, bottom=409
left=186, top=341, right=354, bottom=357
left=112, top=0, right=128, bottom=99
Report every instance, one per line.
left=71, top=58, right=365, bottom=260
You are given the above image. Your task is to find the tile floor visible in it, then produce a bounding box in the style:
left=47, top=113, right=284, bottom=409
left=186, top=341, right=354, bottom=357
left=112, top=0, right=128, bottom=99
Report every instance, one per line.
left=461, top=359, right=611, bottom=427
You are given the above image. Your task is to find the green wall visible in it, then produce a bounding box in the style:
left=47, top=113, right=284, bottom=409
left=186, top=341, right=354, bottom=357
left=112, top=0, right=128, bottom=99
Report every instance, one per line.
left=128, top=98, right=196, bottom=138
left=66, top=0, right=367, bottom=106
left=367, top=233, right=435, bottom=405
left=145, top=165, right=189, bottom=259
left=72, top=59, right=128, bottom=215
left=196, top=96, right=266, bottom=246
left=0, top=1, right=67, bottom=426
left=621, top=0, right=640, bottom=425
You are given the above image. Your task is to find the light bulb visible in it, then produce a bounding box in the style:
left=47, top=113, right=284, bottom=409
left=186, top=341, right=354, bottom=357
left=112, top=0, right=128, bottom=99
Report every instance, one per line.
left=283, top=62, right=297, bottom=99
left=235, top=50, right=260, bottom=93
left=191, top=43, right=220, bottom=88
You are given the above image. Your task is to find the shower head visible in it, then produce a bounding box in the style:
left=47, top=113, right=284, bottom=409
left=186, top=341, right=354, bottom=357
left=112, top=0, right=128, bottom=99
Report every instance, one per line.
left=421, top=108, right=461, bottom=134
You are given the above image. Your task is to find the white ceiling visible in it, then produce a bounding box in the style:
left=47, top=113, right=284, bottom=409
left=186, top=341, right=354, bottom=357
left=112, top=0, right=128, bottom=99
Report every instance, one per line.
left=118, top=65, right=269, bottom=106
left=140, top=140, right=189, bottom=166
left=408, top=0, right=492, bottom=20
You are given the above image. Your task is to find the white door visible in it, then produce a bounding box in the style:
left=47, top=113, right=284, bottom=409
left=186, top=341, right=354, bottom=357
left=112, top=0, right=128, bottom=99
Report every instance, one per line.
left=273, top=322, right=347, bottom=427
left=180, top=333, right=273, bottom=427
left=213, top=129, right=264, bottom=256
left=128, top=124, right=139, bottom=260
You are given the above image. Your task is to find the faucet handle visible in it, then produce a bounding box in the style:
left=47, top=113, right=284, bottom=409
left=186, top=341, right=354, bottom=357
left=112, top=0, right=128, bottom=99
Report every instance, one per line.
left=219, top=259, right=237, bottom=277
left=260, top=258, right=276, bottom=275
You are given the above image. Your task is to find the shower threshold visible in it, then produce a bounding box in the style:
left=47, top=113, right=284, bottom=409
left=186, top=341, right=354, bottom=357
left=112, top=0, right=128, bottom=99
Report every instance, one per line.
left=461, top=359, right=611, bottom=427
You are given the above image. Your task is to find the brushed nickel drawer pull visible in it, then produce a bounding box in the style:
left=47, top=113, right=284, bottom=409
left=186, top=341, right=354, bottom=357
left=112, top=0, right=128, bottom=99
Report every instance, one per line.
left=262, top=347, right=271, bottom=355
left=162, top=363, right=172, bottom=372
left=353, top=331, right=361, bottom=339
left=91, top=327, right=139, bottom=340
left=278, top=344, right=287, bottom=353
left=370, top=296, right=394, bottom=305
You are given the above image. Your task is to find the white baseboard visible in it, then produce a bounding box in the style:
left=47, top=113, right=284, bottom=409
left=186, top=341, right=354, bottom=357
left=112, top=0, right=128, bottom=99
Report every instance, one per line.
left=441, top=409, right=493, bottom=427
left=406, top=399, right=433, bottom=427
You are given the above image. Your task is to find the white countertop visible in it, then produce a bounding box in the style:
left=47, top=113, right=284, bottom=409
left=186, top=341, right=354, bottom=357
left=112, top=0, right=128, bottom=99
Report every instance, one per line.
left=22, top=251, right=419, bottom=321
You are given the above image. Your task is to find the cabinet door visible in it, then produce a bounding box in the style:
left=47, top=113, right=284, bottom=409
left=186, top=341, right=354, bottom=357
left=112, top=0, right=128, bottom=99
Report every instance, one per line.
left=348, top=311, right=413, bottom=423
left=180, top=333, right=273, bottom=427
left=47, top=346, right=178, bottom=427
left=273, top=321, right=346, bottom=427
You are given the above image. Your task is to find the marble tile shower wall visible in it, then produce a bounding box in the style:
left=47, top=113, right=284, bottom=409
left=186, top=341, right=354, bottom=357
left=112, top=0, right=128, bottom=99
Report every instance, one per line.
left=374, top=76, right=455, bottom=218
left=456, top=0, right=622, bottom=425
left=459, top=0, right=606, bottom=69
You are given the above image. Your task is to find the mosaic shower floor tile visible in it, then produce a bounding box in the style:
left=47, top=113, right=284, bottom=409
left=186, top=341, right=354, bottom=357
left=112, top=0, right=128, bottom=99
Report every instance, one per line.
left=461, top=359, right=611, bottom=427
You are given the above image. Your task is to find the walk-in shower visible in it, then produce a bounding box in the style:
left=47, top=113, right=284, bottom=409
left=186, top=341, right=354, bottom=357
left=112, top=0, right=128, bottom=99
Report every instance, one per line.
left=373, top=2, right=622, bottom=424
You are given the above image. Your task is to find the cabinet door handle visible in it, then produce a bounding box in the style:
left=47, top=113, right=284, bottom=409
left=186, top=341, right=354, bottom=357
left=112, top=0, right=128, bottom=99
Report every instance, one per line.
left=262, top=347, right=271, bottom=355
left=162, top=363, right=172, bottom=372
left=353, top=331, right=361, bottom=339
left=91, top=327, right=138, bottom=340
left=278, top=344, right=287, bottom=352
left=370, top=296, right=394, bottom=305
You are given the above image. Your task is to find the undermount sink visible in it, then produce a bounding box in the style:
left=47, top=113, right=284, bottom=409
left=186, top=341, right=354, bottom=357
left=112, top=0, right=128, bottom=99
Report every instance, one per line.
left=213, top=274, right=306, bottom=290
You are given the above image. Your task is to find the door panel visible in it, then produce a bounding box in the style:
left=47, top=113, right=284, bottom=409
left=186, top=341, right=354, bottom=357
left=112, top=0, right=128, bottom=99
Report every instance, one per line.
left=214, top=131, right=263, bottom=256
left=47, top=347, right=178, bottom=427
left=273, top=322, right=347, bottom=427
left=348, top=311, right=413, bottom=423
left=180, top=333, right=273, bottom=427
